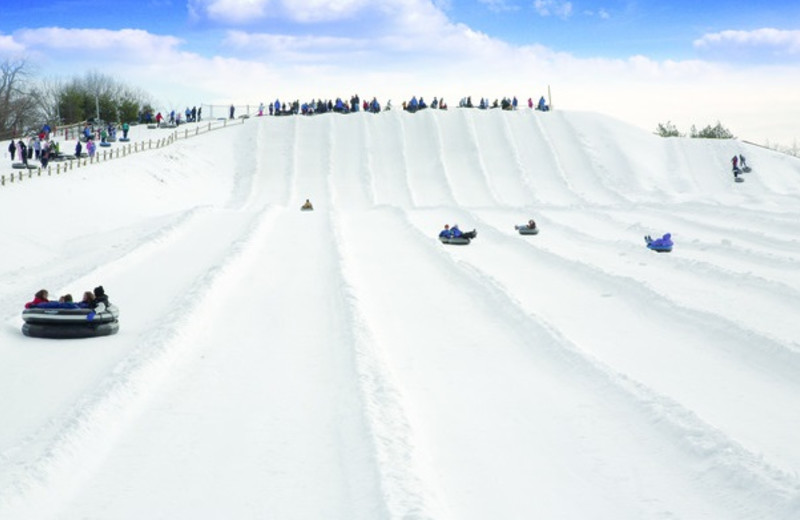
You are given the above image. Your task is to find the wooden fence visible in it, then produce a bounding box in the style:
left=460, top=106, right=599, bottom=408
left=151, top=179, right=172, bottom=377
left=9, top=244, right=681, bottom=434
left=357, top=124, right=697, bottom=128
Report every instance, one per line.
left=2, top=117, right=246, bottom=187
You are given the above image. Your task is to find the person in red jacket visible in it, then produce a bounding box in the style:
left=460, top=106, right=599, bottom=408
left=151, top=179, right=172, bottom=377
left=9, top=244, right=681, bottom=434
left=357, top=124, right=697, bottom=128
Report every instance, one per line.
left=25, top=289, right=50, bottom=308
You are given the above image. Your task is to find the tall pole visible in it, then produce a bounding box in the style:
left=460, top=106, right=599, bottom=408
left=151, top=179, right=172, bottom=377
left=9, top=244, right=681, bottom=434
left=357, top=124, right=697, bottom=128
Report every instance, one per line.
left=95, top=94, right=100, bottom=122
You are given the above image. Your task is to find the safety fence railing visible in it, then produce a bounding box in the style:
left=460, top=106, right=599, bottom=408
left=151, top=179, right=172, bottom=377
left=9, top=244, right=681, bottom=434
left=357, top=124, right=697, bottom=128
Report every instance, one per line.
left=2, top=117, right=246, bottom=188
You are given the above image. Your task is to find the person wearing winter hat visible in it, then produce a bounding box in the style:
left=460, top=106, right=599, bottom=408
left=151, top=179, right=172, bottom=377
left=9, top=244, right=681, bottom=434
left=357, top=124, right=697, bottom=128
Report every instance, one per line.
left=92, top=286, right=110, bottom=311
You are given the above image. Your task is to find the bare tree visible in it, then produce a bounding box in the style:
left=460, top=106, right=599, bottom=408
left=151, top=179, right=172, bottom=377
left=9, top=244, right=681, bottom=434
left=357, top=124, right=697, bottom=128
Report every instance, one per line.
left=0, top=58, right=39, bottom=140
left=34, top=76, right=65, bottom=124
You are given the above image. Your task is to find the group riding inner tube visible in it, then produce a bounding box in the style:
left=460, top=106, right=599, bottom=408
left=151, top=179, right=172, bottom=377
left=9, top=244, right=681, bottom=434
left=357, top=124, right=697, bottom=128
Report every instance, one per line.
left=21, top=304, right=120, bottom=339
left=439, top=227, right=477, bottom=245
left=515, top=225, right=539, bottom=235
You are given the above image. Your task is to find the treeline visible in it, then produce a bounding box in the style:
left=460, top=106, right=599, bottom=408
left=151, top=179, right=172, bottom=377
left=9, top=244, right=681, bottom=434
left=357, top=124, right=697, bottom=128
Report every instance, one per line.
left=656, top=120, right=800, bottom=158
left=655, top=121, right=735, bottom=139
left=1, top=58, right=154, bottom=140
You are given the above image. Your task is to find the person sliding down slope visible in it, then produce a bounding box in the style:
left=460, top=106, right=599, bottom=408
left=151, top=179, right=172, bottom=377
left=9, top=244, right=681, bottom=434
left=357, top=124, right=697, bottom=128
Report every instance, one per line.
left=645, top=233, right=673, bottom=252
left=450, top=224, right=477, bottom=240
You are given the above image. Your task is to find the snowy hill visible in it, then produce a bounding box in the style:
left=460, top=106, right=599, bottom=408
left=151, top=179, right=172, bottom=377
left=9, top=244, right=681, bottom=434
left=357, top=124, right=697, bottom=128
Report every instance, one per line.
left=1, top=109, right=800, bottom=519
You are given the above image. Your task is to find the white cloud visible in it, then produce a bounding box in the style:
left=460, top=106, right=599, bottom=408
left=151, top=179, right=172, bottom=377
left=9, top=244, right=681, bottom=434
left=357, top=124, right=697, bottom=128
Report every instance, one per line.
left=188, top=0, right=374, bottom=24
left=533, top=0, right=572, bottom=18
left=478, top=0, right=519, bottom=12
left=694, top=28, right=800, bottom=56
left=582, top=9, right=610, bottom=19
left=0, top=33, right=25, bottom=54
left=14, top=28, right=183, bottom=58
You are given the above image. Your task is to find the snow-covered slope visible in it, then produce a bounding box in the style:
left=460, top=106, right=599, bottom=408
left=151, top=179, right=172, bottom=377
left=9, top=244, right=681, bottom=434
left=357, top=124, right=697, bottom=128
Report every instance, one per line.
left=1, top=109, right=799, bottom=519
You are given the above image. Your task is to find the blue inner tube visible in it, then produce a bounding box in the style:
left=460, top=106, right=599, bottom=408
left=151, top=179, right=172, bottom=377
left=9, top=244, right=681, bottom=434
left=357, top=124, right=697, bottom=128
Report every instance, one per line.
left=440, top=236, right=471, bottom=245
left=22, top=305, right=119, bottom=325
left=21, top=305, right=120, bottom=339
left=516, top=226, right=539, bottom=235
left=22, top=320, right=119, bottom=339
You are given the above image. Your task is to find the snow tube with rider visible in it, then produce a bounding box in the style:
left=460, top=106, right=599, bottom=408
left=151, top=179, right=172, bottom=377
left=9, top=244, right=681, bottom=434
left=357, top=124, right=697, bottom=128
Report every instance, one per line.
left=440, top=236, right=471, bottom=245
left=21, top=304, right=120, bottom=339
left=439, top=227, right=477, bottom=245
left=515, top=225, right=539, bottom=235
left=645, top=233, right=673, bottom=253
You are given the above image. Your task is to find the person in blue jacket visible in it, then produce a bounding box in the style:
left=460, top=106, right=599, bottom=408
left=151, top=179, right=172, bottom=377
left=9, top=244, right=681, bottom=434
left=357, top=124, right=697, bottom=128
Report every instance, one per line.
left=450, top=224, right=477, bottom=239
left=537, top=96, right=549, bottom=111
left=439, top=224, right=452, bottom=238
left=645, top=233, right=673, bottom=251
left=334, top=98, right=346, bottom=113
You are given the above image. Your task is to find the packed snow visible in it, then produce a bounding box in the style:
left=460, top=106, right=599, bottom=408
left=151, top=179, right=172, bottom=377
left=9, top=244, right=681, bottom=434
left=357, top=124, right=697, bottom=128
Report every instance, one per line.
left=1, top=108, right=800, bottom=519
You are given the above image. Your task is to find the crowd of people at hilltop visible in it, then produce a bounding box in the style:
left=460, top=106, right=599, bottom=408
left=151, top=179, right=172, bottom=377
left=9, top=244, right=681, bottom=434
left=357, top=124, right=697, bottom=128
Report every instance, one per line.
left=6, top=93, right=551, bottom=167
left=247, top=93, right=550, bottom=117
left=139, top=106, right=202, bottom=126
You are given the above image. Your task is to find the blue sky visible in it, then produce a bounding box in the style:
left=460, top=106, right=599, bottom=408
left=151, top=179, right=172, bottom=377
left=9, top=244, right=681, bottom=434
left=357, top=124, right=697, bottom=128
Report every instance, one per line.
left=3, top=0, right=794, bottom=60
left=1, top=0, right=798, bottom=144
